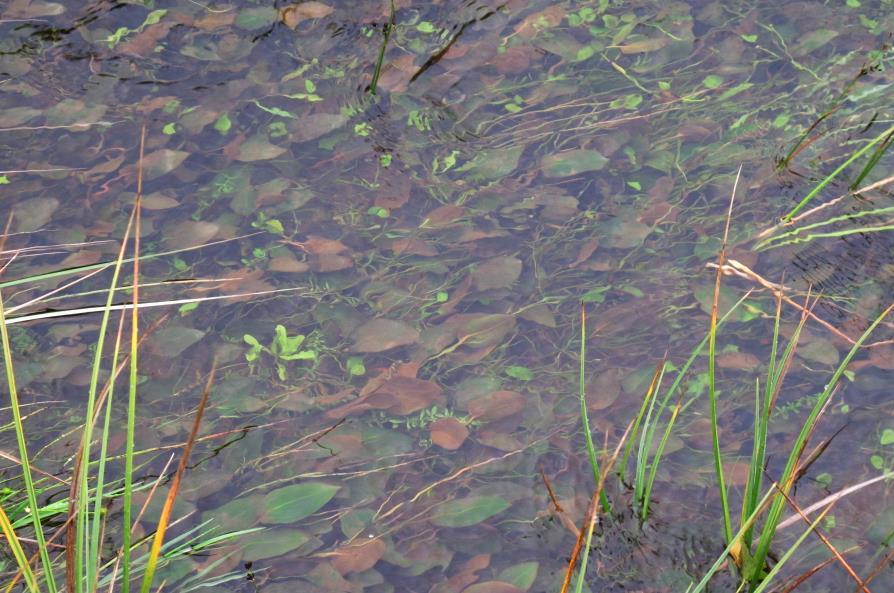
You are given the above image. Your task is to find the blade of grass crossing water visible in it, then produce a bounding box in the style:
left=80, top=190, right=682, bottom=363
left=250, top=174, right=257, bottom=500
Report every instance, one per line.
left=619, top=356, right=664, bottom=480
left=122, top=124, right=146, bottom=593
left=850, top=130, right=894, bottom=190
left=640, top=392, right=682, bottom=520
left=368, top=0, right=395, bottom=94
left=708, top=167, right=741, bottom=545
left=0, top=289, right=57, bottom=591
left=747, top=303, right=894, bottom=586
left=579, top=303, right=610, bottom=513
left=0, top=502, right=38, bottom=593
left=76, top=206, right=137, bottom=593
left=88, top=316, right=127, bottom=592
left=740, top=295, right=782, bottom=550
left=782, top=122, right=894, bottom=222
left=633, top=359, right=666, bottom=505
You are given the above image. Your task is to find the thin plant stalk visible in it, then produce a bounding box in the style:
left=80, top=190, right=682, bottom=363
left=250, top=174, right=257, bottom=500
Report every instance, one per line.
left=368, top=0, right=395, bottom=94
left=122, top=124, right=146, bottom=593
left=75, top=204, right=138, bottom=593
left=579, top=303, right=610, bottom=513
left=88, top=314, right=128, bottom=592
left=0, top=291, right=57, bottom=591
left=707, top=167, right=741, bottom=545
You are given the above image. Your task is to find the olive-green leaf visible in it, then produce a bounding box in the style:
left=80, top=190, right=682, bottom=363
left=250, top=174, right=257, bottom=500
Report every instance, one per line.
left=242, top=528, right=310, bottom=561
left=431, top=495, right=509, bottom=527
left=262, top=483, right=339, bottom=524
left=541, top=149, right=608, bottom=178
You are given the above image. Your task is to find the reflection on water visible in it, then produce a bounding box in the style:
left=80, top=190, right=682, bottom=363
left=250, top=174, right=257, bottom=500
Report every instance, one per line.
left=2, top=1, right=894, bottom=591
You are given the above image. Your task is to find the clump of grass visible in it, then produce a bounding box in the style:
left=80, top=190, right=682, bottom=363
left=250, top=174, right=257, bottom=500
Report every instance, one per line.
left=0, top=128, right=228, bottom=592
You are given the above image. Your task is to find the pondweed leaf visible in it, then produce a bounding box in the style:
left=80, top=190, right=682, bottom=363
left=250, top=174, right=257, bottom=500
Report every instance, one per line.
left=498, top=561, right=539, bottom=590
left=352, top=318, right=420, bottom=353
left=430, top=495, right=509, bottom=527
left=242, top=528, right=310, bottom=561
left=262, top=482, right=339, bottom=524
left=541, top=149, right=607, bottom=178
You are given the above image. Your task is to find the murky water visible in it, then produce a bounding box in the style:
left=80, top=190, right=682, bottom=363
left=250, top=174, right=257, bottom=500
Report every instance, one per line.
left=2, top=1, right=894, bottom=591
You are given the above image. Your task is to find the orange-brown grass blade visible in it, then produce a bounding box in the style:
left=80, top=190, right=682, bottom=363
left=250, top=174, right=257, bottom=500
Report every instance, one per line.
left=0, top=501, right=38, bottom=593
left=139, top=360, right=217, bottom=593
left=560, top=417, right=634, bottom=593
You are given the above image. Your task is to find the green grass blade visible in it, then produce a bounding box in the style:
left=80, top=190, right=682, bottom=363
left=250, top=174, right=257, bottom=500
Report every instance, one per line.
left=849, top=132, right=893, bottom=190
left=782, top=122, right=894, bottom=222
left=579, top=304, right=610, bottom=513
left=0, top=290, right=57, bottom=592
left=368, top=0, right=395, bottom=94
left=641, top=395, right=682, bottom=520
left=619, top=357, right=664, bottom=481
left=0, top=501, right=39, bottom=593
left=123, top=129, right=145, bottom=593
left=747, top=303, right=894, bottom=586
left=687, top=486, right=776, bottom=593
left=76, top=207, right=137, bottom=593
left=88, top=317, right=126, bottom=593
left=740, top=295, right=783, bottom=549
left=634, top=361, right=666, bottom=505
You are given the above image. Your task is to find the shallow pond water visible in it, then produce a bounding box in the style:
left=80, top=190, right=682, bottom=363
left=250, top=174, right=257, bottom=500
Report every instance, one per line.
left=2, top=1, right=894, bottom=592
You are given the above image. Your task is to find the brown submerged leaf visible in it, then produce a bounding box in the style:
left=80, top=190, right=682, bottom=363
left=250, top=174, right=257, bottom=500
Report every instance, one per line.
left=430, top=417, right=469, bottom=450
left=467, top=390, right=526, bottom=421
left=472, top=256, right=522, bottom=291
left=329, top=538, right=386, bottom=574
left=352, top=318, right=420, bottom=353
left=280, top=1, right=334, bottom=28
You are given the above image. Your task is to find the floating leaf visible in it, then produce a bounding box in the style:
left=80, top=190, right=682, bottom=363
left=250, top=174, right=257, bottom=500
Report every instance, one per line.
left=164, top=220, right=219, bottom=250
left=881, top=429, right=894, bottom=446
left=504, top=366, right=533, bottom=381
left=352, top=318, right=420, bottom=353
left=141, top=149, right=189, bottom=180
left=146, top=326, right=205, bottom=358
left=330, top=538, right=386, bottom=574
left=242, top=528, right=310, bottom=561
left=431, top=495, right=510, bottom=527
left=472, top=256, right=522, bottom=291
left=468, top=390, right=526, bottom=421
left=280, top=1, right=333, bottom=28
left=792, top=29, right=839, bottom=57
left=236, top=135, right=287, bottom=162
left=235, top=7, right=278, bottom=30
left=455, top=146, right=523, bottom=181
left=430, top=417, right=469, bottom=450
left=141, top=192, right=179, bottom=210
left=541, top=149, right=608, bottom=178
left=498, top=561, right=539, bottom=590
left=13, top=197, right=58, bottom=232
left=262, top=482, right=339, bottom=524
left=616, top=36, right=670, bottom=54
